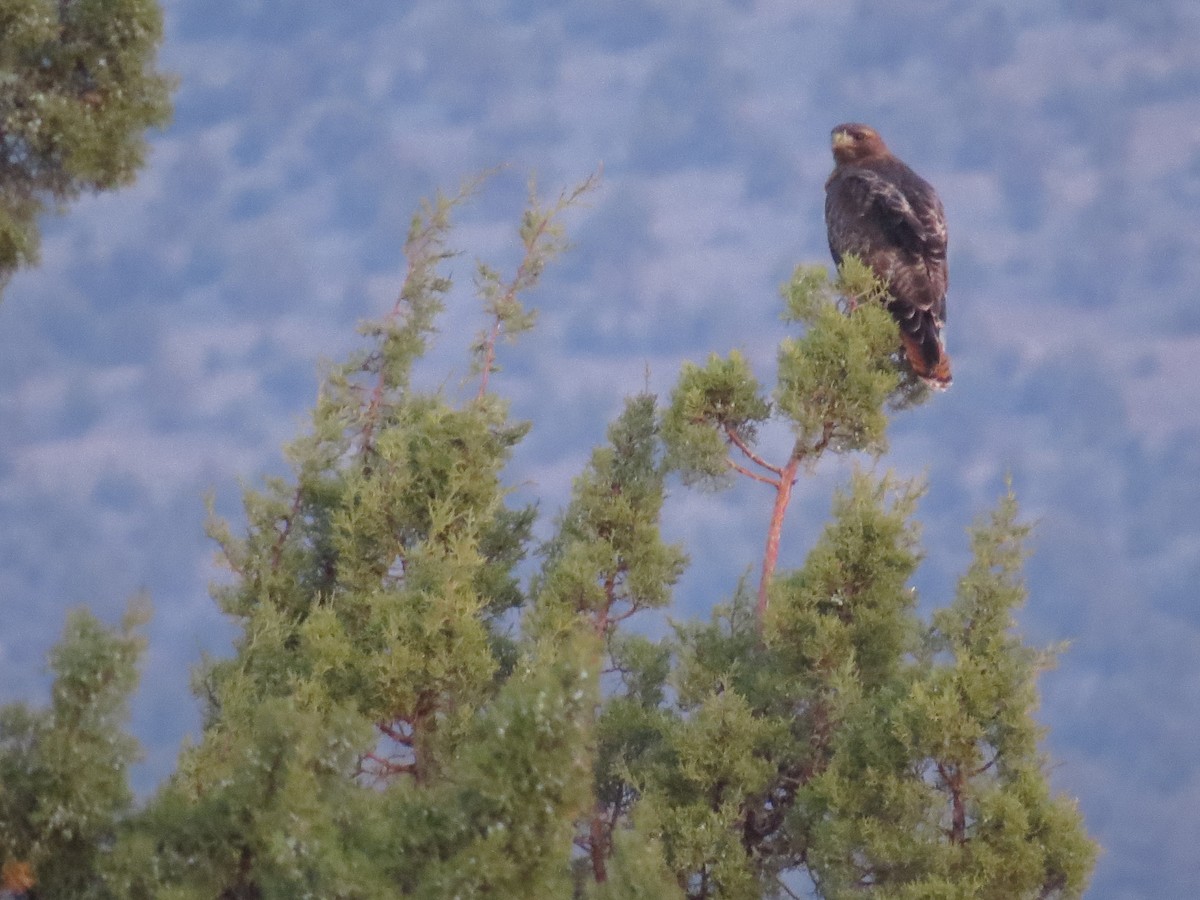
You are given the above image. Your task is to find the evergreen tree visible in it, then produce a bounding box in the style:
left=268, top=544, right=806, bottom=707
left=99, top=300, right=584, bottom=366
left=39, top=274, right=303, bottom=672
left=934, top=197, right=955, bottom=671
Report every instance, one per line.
left=0, top=0, right=173, bottom=291
left=649, top=262, right=1094, bottom=898
left=105, top=175, right=605, bottom=898
left=2, top=178, right=1094, bottom=898
left=0, top=600, right=148, bottom=897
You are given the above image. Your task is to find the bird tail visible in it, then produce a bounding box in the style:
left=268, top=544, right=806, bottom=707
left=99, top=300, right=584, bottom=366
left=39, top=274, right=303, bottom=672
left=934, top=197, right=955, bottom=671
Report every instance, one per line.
left=900, top=331, right=952, bottom=389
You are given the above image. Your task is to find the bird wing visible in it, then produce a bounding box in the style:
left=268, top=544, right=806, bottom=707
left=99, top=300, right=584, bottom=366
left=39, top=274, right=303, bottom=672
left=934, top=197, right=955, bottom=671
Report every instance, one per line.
left=827, top=164, right=949, bottom=323
left=844, top=166, right=945, bottom=260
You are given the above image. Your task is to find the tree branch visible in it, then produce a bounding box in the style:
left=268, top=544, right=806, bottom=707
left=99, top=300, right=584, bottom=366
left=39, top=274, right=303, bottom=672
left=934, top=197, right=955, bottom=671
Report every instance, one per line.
left=477, top=171, right=600, bottom=399
left=757, top=455, right=800, bottom=623
left=269, top=487, right=304, bottom=572
left=589, top=801, right=609, bottom=883
left=727, top=457, right=781, bottom=487
left=377, top=721, right=414, bottom=747
left=724, top=424, right=783, bottom=476
left=936, top=761, right=968, bottom=844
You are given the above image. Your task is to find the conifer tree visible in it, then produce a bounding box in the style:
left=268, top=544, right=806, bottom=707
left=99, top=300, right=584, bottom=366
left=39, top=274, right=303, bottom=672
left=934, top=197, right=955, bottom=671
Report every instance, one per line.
left=0, top=600, right=147, bottom=897
left=531, top=389, right=686, bottom=891
left=646, top=262, right=1095, bottom=898
left=0, top=0, right=173, bottom=291
left=104, top=175, right=605, bottom=897
left=1, top=176, right=1093, bottom=899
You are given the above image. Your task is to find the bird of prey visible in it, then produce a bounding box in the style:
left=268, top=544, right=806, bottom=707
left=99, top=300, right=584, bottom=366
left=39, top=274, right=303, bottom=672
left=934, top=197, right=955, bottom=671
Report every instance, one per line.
left=825, top=123, right=952, bottom=388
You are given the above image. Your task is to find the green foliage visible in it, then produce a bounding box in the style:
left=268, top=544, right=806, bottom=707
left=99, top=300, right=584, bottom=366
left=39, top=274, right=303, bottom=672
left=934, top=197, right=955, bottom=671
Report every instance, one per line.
left=198, top=184, right=531, bottom=767
left=2, top=182, right=1092, bottom=898
left=775, top=264, right=900, bottom=457
left=0, top=598, right=147, bottom=897
left=0, top=0, right=173, bottom=288
left=368, top=632, right=598, bottom=898
left=105, top=177, right=602, bottom=897
left=471, top=173, right=597, bottom=388
left=634, top=306, right=1095, bottom=897
left=662, top=350, right=771, bottom=486
left=637, top=689, right=782, bottom=900
left=588, top=828, right=684, bottom=900
left=638, top=473, right=1094, bottom=899
left=536, top=392, right=687, bottom=635
left=778, top=485, right=1097, bottom=899
left=827, top=255, right=891, bottom=313
left=663, top=263, right=901, bottom=495
left=766, top=471, right=924, bottom=691
left=107, top=692, right=375, bottom=898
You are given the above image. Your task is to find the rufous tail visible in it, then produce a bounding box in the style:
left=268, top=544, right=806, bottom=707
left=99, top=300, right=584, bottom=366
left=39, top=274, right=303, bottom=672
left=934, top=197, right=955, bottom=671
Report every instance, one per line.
left=901, top=333, right=952, bottom=390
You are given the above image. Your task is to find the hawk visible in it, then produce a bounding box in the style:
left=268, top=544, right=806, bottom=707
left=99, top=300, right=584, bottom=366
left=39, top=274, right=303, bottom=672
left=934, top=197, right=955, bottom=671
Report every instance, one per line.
left=825, top=123, right=952, bottom=388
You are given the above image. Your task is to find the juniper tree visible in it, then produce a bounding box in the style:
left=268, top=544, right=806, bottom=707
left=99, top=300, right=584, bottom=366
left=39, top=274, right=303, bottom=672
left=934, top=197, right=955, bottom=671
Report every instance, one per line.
left=662, top=256, right=908, bottom=621
left=530, top=390, right=687, bottom=890
left=103, top=175, right=606, bottom=898
left=640, top=264, right=1095, bottom=898
left=0, top=0, right=173, bottom=292
left=1, top=176, right=1094, bottom=898
left=0, top=599, right=147, bottom=898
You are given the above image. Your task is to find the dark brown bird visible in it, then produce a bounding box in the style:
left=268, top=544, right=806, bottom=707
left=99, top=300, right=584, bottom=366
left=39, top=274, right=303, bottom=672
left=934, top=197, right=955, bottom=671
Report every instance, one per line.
left=825, top=123, right=952, bottom=388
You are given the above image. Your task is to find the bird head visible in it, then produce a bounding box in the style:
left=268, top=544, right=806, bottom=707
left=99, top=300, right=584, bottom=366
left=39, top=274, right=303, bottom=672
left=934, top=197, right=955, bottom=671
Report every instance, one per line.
left=831, top=123, right=888, bottom=164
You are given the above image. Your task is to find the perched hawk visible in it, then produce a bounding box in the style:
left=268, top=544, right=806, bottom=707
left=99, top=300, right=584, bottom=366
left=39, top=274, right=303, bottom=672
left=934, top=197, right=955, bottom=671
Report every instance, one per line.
left=825, top=123, right=952, bottom=388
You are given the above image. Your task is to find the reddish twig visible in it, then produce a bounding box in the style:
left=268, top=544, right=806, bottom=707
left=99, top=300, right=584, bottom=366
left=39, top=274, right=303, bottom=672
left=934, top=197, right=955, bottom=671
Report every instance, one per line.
left=753, top=421, right=836, bottom=622
left=377, top=721, right=414, bottom=746
left=970, top=753, right=998, bottom=778
left=363, top=752, right=417, bottom=776
left=609, top=604, right=643, bottom=624
left=728, top=457, right=782, bottom=487
left=357, top=372, right=388, bottom=459
left=724, top=425, right=784, bottom=476
left=810, top=420, right=836, bottom=458
left=589, top=802, right=609, bottom=883
left=269, top=487, right=304, bottom=571
left=476, top=315, right=506, bottom=400
left=937, top=761, right=968, bottom=844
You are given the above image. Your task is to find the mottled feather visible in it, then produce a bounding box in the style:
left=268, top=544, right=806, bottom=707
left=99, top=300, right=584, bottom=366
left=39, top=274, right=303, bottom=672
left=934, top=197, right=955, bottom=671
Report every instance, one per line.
left=824, top=123, right=952, bottom=387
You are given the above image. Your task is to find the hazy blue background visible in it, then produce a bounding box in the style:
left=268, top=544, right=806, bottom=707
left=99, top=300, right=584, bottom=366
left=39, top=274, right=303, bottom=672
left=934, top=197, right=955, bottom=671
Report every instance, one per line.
left=2, top=1, right=1198, bottom=896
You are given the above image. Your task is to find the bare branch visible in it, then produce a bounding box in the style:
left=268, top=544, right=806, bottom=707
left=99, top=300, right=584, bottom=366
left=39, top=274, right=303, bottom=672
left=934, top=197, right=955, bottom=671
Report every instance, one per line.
left=269, top=487, right=304, bottom=572
left=727, top=457, right=781, bottom=487
left=724, top=424, right=784, bottom=476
